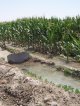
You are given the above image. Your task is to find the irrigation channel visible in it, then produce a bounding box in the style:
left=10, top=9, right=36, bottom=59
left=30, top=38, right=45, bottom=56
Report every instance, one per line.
left=14, top=60, right=80, bottom=90
left=0, top=46, right=80, bottom=90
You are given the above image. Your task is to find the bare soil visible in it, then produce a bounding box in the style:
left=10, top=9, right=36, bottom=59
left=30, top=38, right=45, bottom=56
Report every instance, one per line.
left=29, top=52, right=80, bottom=71
left=0, top=61, right=80, bottom=106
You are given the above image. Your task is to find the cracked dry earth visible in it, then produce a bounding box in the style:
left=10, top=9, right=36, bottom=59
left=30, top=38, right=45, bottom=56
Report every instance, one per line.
left=0, top=62, right=80, bottom=106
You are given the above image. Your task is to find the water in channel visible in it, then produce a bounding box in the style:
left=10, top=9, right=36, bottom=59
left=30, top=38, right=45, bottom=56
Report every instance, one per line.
left=15, top=62, right=80, bottom=89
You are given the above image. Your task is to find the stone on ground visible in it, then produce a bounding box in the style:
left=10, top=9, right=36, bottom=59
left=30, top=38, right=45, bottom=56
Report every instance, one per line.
left=7, top=52, right=31, bottom=64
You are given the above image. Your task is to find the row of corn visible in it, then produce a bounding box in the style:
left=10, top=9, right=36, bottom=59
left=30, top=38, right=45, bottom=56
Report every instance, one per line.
left=0, top=16, right=80, bottom=60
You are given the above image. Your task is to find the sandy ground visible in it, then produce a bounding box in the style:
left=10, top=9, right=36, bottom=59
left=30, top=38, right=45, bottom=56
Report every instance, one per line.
left=0, top=61, right=80, bottom=106
left=0, top=50, right=11, bottom=62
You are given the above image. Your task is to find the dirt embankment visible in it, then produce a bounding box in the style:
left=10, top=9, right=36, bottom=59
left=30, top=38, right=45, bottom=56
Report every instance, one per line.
left=0, top=61, right=80, bottom=106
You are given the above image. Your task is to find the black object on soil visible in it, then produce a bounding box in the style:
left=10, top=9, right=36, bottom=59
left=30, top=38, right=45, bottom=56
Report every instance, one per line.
left=7, top=52, right=30, bottom=64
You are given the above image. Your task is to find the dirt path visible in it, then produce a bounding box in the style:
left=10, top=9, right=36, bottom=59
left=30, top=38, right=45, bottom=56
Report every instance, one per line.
left=0, top=61, right=80, bottom=106
left=29, top=52, right=80, bottom=71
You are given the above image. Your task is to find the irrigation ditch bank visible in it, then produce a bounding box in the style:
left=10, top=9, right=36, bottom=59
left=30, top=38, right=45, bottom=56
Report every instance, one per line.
left=0, top=62, right=80, bottom=106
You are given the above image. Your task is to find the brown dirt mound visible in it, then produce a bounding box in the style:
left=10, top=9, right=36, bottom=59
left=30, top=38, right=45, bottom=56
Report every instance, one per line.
left=0, top=62, right=80, bottom=106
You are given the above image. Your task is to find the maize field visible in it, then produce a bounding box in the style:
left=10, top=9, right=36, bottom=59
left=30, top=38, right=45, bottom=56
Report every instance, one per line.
left=0, top=16, right=80, bottom=61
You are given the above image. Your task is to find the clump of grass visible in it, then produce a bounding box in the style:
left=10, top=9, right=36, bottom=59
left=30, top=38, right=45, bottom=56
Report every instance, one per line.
left=62, top=85, right=74, bottom=92
left=45, top=79, right=48, bottom=83
left=26, top=71, right=43, bottom=80
left=27, top=71, right=37, bottom=78
left=64, top=69, right=72, bottom=76
left=75, top=89, right=80, bottom=94
left=57, top=84, right=80, bottom=94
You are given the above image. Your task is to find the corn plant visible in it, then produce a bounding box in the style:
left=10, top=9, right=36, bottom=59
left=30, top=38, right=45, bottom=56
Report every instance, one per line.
left=0, top=16, right=80, bottom=62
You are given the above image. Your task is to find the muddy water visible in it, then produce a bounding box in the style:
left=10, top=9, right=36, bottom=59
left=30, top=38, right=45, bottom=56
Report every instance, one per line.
left=15, top=62, right=80, bottom=90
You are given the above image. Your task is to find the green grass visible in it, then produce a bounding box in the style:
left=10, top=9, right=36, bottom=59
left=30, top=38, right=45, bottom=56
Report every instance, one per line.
left=64, top=69, right=72, bottom=76
left=57, top=84, right=80, bottom=94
